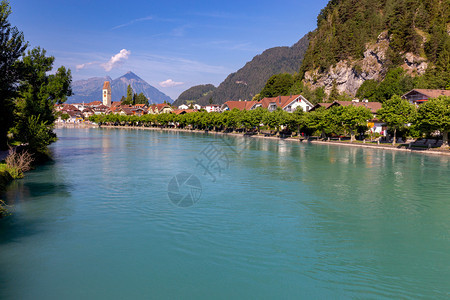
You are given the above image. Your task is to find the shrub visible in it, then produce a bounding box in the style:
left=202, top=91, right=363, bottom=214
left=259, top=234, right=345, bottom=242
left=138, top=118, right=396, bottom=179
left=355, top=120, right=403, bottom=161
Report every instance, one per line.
left=4, top=147, right=34, bottom=178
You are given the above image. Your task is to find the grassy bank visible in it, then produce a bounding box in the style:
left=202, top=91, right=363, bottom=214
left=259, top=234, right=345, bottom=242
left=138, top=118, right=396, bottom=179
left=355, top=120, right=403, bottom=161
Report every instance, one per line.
left=0, top=164, right=13, bottom=217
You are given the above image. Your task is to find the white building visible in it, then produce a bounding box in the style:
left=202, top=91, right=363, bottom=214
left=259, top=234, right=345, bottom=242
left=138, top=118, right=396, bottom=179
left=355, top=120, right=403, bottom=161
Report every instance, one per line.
left=204, top=104, right=221, bottom=113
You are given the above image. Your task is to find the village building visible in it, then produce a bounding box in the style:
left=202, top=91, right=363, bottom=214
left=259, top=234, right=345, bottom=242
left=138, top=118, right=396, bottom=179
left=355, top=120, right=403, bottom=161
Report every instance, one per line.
left=102, top=81, right=112, bottom=107
left=402, top=89, right=450, bottom=106
left=82, top=107, right=95, bottom=119
left=148, top=103, right=173, bottom=114
left=87, top=101, right=102, bottom=107
left=178, top=104, right=189, bottom=110
left=258, top=95, right=313, bottom=112
left=203, top=104, right=221, bottom=113
left=92, top=104, right=110, bottom=115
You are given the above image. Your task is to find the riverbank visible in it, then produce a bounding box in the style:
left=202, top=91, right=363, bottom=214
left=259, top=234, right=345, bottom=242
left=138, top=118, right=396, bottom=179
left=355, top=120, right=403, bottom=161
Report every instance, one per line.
left=60, top=124, right=450, bottom=157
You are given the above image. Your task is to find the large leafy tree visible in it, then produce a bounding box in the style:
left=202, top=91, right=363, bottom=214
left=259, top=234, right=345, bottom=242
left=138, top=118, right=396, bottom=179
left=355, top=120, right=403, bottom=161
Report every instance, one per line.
left=260, top=73, right=294, bottom=98
left=13, top=47, right=72, bottom=151
left=378, top=95, right=416, bottom=145
left=305, top=107, right=332, bottom=138
left=0, top=0, right=27, bottom=149
left=339, top=105, right=372, bottom=141
left=416, top=96, right=450, bottom=147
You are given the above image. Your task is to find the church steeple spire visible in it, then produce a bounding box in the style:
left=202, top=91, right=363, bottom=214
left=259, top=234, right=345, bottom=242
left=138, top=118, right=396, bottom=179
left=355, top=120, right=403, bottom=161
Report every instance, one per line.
left=102, top=81, right=111, bottom=107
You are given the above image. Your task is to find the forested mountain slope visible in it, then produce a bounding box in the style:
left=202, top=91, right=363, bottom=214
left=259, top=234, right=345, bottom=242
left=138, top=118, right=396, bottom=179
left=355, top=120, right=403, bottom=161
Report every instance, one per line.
left=298, top=0, right=450, bottom=97
left=191, top=35, right=309, bottom=105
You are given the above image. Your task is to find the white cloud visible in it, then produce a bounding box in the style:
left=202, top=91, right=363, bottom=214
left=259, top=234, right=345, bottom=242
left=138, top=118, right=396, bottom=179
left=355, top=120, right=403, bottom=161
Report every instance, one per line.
left=101, top=49, right=131, bottom=72
left=76, top=62, right=95, bottom=71
left=112, top=16, right=153, bottom=30
left=159, top=79, right=184, bottom=87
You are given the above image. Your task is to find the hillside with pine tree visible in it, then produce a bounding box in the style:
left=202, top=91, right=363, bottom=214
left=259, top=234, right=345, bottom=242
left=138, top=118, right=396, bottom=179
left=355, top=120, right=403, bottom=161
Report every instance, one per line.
left=295, top=0, right=450, bottom=101
left=189, top=35, right=309, bottom=105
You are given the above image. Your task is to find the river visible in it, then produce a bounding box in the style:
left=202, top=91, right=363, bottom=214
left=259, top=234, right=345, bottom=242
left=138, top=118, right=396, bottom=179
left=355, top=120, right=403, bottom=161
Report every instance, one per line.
left=1, top=127, right=449, bottom=299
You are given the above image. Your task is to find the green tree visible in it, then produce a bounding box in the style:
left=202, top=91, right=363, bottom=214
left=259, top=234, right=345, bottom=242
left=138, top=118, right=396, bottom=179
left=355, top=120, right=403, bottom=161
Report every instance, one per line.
left=13, top=47, right=72, bottom=151
left=134, top=93, right=149, bottom=105
left=378, top=95, right=416, bottom=145
left=416, top=96, right=450, bottom=147
left=305, top=107, right=332, bottom=138
left=288, top=107, right=307, bottom=134
left=328, top=81, right=340, bottom=102
left=123, top=84, right=133, bottom=105
left=0, top=0, right=28, bottom=149
left=260, top=73, right=294, bottom=98
left=339, top=105, right=372, bottom=141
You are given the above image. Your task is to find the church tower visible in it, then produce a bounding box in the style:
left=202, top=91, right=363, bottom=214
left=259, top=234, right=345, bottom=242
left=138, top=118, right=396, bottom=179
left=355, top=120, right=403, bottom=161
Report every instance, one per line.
left=102, top=81, right=111, bottom=107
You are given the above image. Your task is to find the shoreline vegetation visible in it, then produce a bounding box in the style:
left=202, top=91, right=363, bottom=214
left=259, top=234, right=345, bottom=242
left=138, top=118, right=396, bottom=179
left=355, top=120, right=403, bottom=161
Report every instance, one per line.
left=56, top=123, right=450, bottom=157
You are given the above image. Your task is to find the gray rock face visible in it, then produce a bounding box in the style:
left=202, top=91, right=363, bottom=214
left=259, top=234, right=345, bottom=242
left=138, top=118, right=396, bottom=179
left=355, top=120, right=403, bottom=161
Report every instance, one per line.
left=304, top=31, right=428, bottom=96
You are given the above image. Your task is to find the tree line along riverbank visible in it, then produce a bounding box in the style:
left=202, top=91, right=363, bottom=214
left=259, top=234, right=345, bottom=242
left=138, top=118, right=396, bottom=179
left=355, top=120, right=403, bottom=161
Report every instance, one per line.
left=88, top=95, right=450, bottom=149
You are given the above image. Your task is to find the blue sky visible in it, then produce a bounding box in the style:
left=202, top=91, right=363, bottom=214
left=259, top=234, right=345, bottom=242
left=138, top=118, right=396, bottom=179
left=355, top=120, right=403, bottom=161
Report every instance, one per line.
left=10, top=0, right=329, bottom=99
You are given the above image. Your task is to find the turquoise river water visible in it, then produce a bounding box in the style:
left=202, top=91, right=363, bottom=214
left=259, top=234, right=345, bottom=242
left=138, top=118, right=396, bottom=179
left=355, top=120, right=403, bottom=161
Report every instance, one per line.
left=1, top=127, right=450, bottom=299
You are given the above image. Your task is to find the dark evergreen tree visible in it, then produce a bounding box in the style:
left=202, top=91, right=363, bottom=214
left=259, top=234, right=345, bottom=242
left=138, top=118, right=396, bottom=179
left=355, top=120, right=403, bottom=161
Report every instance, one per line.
left=0, top=0, right=28, bottom=149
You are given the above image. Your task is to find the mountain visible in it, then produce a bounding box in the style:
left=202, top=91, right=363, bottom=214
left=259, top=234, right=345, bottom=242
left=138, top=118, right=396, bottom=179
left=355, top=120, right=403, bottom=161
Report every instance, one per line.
left=176, top=35, right=308, bottom=106
left=172, top=84, right=216, bottom=107
left=67, top=72, right=172, bottom=104
left=299, top=0, right=450, bottom=97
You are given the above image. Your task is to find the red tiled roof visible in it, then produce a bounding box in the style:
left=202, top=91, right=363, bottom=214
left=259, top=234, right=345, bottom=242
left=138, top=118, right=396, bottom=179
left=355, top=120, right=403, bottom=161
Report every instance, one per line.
left=317, top=102, right=334, bottom=109
left=403, top=89, right=450, bottom=99
left=103, top=81, right=111, bottom=90
left=258, top=95, right=307, bottom=109
left=172, top=109, right=198, bottom=115
left=87, top=101, right=102, bottom=106
left=61, top=104, right=80, bottom=112
left=223, top=101, right=258, bottom=111
left=328, top=101, right=382, bottom=113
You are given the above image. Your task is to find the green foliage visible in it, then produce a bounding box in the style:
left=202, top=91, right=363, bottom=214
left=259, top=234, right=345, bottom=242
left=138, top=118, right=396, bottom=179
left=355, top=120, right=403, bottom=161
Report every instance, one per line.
left=173, top=84, right=216, bottom=106
left=378, top=95, right=416, bottom=143
left=61, top=113, right=70, bottom=120
left=356, top=68, right=416, bottom=102
left=0, top=0, right=28, bottom=149
left=301, top=0, right=450, bottom=90
left=260, top=73, right=295, bottom=98
left=415, top=96, right=450, bottom=145
left=134, top=92, right=149, bottom=105
left=328, top=81, right=340, bottom=101
left=338, top=105, right=373, bottom=141
left=12, top=47, right=72, bottom=151
left=305, top=107, right=332, bottom=138
left=123, top=84, right=133, bottom=105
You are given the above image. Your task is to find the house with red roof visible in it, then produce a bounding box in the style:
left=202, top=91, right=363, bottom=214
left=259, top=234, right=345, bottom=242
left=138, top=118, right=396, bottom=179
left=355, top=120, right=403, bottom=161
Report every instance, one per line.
left=402, top=89, right=450, bottom=106
left=148, top=103, right=173, bottom=114
left=221, top=100, right=259, bottom=111
left=258, top=95, right=313, bottom=112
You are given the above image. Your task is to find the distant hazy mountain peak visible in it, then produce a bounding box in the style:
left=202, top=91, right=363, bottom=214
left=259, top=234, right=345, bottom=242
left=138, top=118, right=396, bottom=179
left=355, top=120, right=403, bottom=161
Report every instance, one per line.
left=68, top=72, right=172, bottom=104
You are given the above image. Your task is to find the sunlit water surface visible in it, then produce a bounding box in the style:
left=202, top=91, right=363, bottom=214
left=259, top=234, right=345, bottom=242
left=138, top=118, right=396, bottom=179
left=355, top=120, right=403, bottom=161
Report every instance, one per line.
left=1, top=128, right=449, bottom=299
